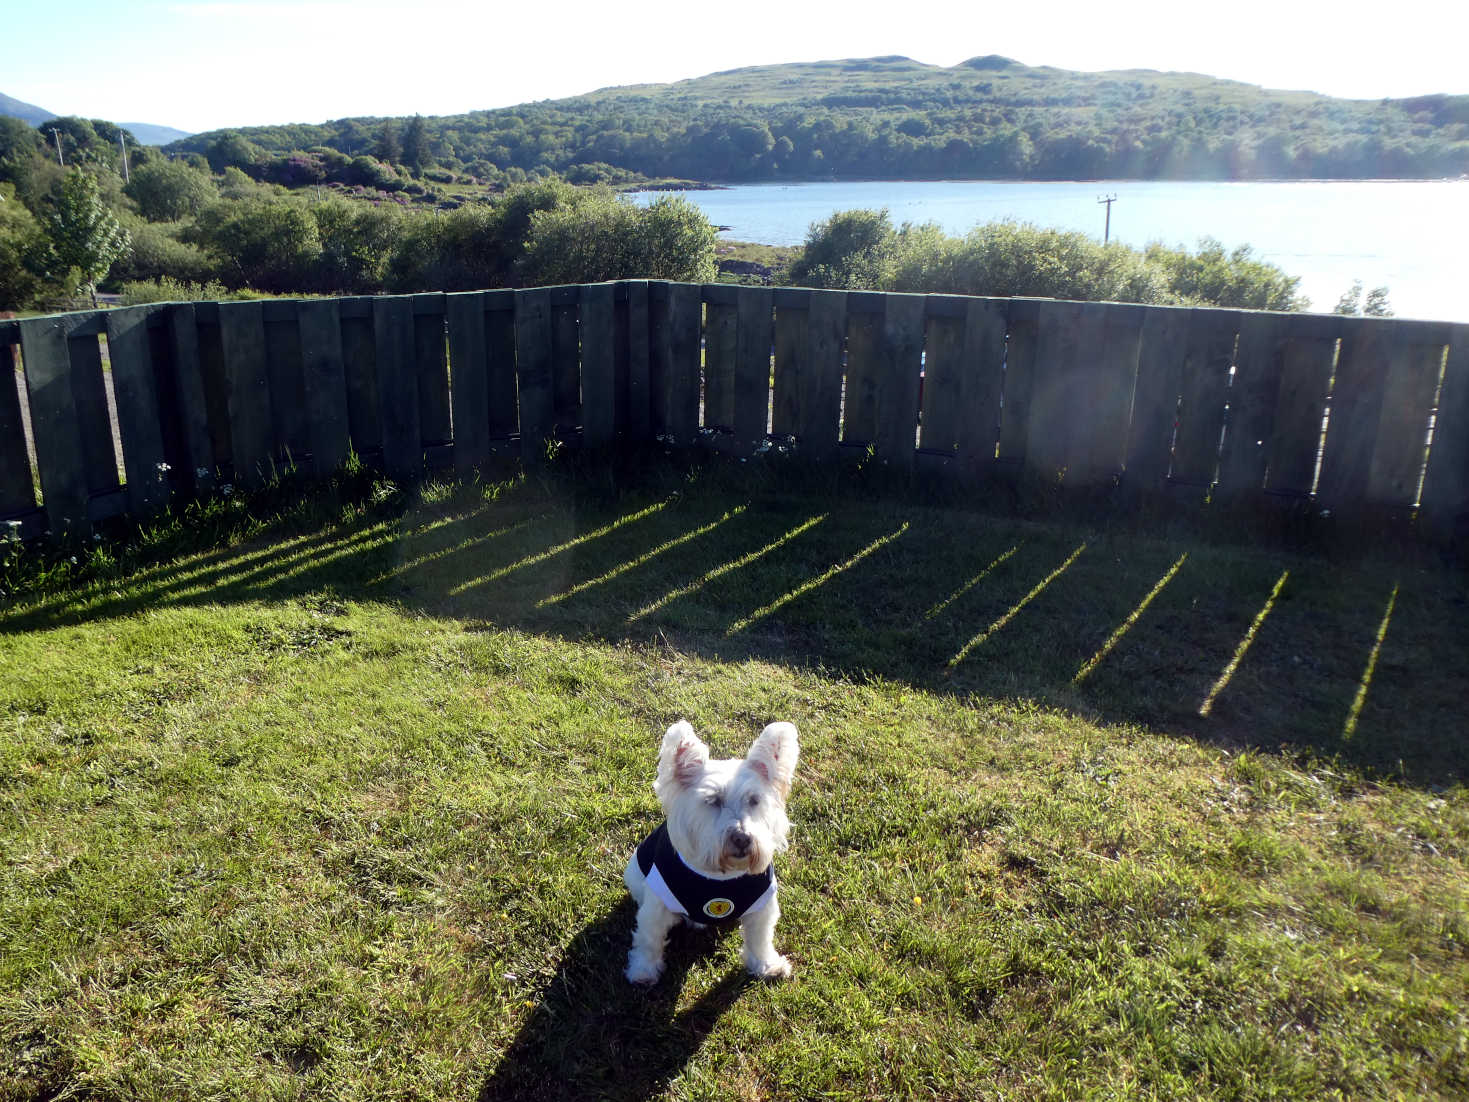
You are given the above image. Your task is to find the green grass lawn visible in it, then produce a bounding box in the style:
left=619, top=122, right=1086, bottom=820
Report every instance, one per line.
left=2, top=461, right=1466, bottom=1100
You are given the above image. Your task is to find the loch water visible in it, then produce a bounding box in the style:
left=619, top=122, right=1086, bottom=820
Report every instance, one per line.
left=628, top=178, right=1469, bottom=323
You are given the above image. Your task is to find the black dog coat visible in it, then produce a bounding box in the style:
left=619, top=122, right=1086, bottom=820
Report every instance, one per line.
left=635, top=822, right=775, bottom=924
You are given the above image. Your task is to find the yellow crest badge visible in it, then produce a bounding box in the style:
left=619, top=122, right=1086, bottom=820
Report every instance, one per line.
left=703, top=897, right=735, bottom=919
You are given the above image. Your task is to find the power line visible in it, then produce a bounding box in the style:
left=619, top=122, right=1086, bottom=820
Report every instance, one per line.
left=1098, top=194, right=1117, bottom=244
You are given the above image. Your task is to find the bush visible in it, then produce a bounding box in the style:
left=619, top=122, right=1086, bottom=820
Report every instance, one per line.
left=110, top=218, right=219, bottom=286
left=313, top=199, right=403, bottom=292
left=124, top=159, right=217, bottom=222
left=519, top=191, right=717, bottom=285
left=117, top=277, right=235, bottom=304
left=901, top=220, right=1170, bottom=303
left=188, top=198, right=321, bottom=292
left=0, top=184, right=46, bottom=310
left=1144, top=237, right=1307, bottom=311
left=788, top=208, right=900, bottom=289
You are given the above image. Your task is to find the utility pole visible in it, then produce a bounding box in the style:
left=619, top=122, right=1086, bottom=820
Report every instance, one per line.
left=51, top=128, right=65, bottom=167
left=119, top=133, right=130, bottom=183
left=1098, top=194, right=1117, bottom=244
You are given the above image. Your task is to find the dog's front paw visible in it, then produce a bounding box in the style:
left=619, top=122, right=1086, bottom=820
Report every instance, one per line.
left=744, top=952, right=793, bottom=980
left=625, top=950, right=665, bottom=986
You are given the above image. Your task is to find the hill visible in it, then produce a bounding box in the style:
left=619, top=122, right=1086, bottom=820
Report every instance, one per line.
left=120, top=122, right=192, bottom=145
left=0, top=92, right=191, bottom=146
left=166, top=55, right=1469, bottom=183
left=0, top=91, right=53, bottom=127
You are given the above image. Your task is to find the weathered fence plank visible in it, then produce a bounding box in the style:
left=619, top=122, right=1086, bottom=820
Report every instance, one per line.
left=772, top=293, right=807, bottom=438
left=1419, top=324, right=1469, bottom=540
left=1262, top=315, right=1337, bottom=497
left=800, top=290, right=846, bottom=459
left=1074, top=302, right=1144, bottom=483
left=0, top=341, right=37, bottom=519
left=264, top=309, right=308, bottom=460
left=1317, top=318, right=1392, bottom=509
left=66, top=329, right=120, bottom=496
left=18, top=317, right=91, bottom=538
left=1170, top=309, right=1239, bottom=489
left=374, top=296, right=420, bottom=478
left=218, top=301, right=274, bottom=487
left=413, top=293, right=451, bottom=449
left=445, top=292, right=489, bottom=472
left=997, top=299, right=1041, bottom=466
left=703, top=291, right=738, bottom=432
left=297, top=298, right=352, bottom=476
left=648, top=282, right=672, bottom=437
left=485, top=290, right=518, bottom=439
left=1125, top=305, right=1189, bottom=491
left=1025, top=299, right=1087, bottom=479
left=919, top=296, right=1005, bottom=463
left=194, top=311, right=231, bottom=472
left=734, top=285, right=774, bottom=445
left=1216, top=311, right=1290, bottom=495
left=666, top=283, right=702, bottom=443
left=105, top=306, right=171, bottom=516
left=626, top=281, right=651, bottom=438
left=917, top=306, right=963, bottom=454
left=550, top=292, right=580, bottom=438
left=515, top=288, right=554, bottom=461
left=339, top=299, right=381, bottom=460
left=842, top=295, right=883, bottom=446
left=1365, top=325, right=1449, bottom=505
left=876, top=292, right=925, bottom=469
left=580, top=283, right=616, bottom=447
left=166, top=303, right=215, bottom=492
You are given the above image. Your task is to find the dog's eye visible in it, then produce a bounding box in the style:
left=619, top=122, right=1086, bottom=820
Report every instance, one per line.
left=747, top=794, right=760, bottom=808
left=705, top=793, right=723, bottom=809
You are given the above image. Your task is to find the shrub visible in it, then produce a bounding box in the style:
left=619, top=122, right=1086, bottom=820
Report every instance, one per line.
left=1145, top=237, right=1307, bottom=311
left=124, top=159, right=217, bottom=222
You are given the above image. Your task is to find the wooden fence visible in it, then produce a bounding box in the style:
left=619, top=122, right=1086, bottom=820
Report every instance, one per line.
left=2, top=283, right=1467, bottom=545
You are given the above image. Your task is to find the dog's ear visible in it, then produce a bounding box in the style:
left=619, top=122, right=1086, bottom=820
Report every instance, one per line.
left=656, top=720, right=709, bottom=795
left=746, top=722, right=799, bottom=797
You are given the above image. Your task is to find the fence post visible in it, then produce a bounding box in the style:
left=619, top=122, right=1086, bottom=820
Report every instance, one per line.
left=105, top=305, right=171, bottom=516
left=297, top=298, right=352, bottom=477
left=877, top=292, right=925, bottom=471
left=446, top=291, right=490, bottom=473
left=0, top=340, right=36, bottom=525
left=515, top=288, right=554, bottom=463
left=218, top=301, right=273, bottom=487
left=373, top=295, right=421, bottom=479
left=580, top=283, right=616, bottom=448
left=18, top=316, right=91, bottom=539
left=1419, top=324, right=1469, bottom=543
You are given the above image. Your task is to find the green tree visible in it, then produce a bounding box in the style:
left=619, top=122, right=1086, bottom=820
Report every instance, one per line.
left=1145, top=237, right=1306, bottom=311
left=41, top=169, right=131, bottom=306
left=189, top=198, right=320, bottom=291
left=1334, top=279, right=1394, bottom=317
left=124, top=158, right=217, bottom=221
left=788, top=208, right=899, bottom=289
left=0, top=183, right=46, bottom=309
left=401, top=115, right=428, bottom=174
left=206, top=131, right=264, bottom=174
left=519, top=191, right=716, bottom=285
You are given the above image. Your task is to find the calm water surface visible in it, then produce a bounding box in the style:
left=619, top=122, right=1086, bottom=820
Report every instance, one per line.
left=628, top=179, right=1469, bottom=323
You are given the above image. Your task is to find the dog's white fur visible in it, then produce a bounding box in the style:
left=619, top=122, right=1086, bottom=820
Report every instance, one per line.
left=623, top=719, right=799, bottom=984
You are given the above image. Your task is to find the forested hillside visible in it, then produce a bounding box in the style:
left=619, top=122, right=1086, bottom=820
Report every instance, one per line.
left=167, top=55, right=1469, bottom=183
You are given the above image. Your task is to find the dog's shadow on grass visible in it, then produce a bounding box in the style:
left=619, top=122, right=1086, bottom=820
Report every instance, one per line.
left=479, top=897, right=752, bottom=1102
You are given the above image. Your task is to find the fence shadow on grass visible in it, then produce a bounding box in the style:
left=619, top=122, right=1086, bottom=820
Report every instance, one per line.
left=478, top=898, right=752, bottom=1102
left=5, top=473, right=1466, bottom=786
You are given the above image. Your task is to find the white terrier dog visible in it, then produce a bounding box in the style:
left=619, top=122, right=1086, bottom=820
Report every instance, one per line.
left=623, top=719, right=799, bottom=985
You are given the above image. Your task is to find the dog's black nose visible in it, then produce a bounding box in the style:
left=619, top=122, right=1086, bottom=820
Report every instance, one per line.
left=728, top=828, right=752, bottom=855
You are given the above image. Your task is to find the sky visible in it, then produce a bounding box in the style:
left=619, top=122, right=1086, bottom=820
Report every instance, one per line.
left=5, top=0, right=1468, bottom=135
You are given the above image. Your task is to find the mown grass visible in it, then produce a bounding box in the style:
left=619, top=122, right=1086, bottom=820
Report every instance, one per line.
left=2, top=458, right=1466, bottom=1101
